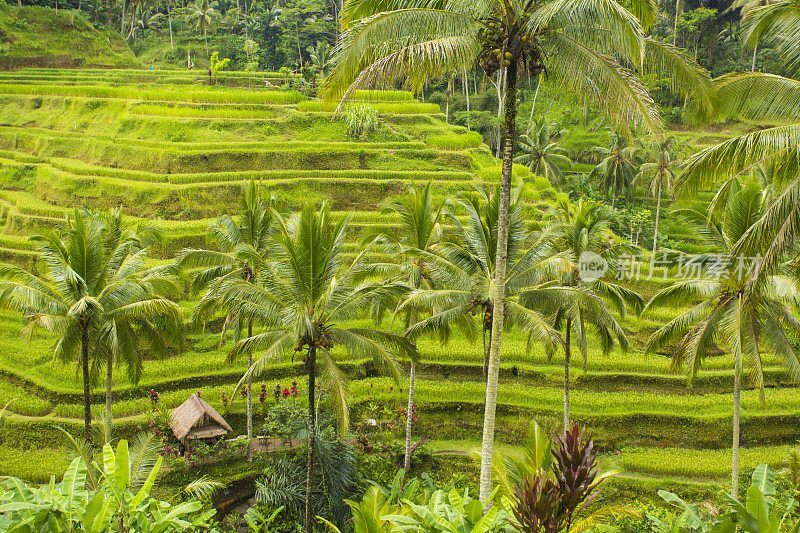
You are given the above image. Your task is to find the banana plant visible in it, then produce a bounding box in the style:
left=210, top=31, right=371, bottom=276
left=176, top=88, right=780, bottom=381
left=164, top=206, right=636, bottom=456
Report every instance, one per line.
left=0, top=440, right=219, bottom=532
left=384, top=488, right=515, bottom=533
left=656, top=464, right=800, bottom=533
left=318, top=487, right=394, bottom=533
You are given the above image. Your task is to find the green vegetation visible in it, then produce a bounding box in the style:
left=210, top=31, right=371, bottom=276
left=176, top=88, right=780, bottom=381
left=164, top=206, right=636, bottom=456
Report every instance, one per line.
left=0, top=4, right=139, bottom=69
left=0, top=0, right=800, bottom=525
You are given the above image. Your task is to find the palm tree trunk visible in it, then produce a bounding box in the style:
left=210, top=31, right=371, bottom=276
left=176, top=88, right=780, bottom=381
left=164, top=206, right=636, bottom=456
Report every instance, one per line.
left=403, top=359, right=416, bottom=472
left=495, top=69, right=505, bottom=158
left=482, top=319, right=489, bottom=382
left=673, top=0, right=681, bottom=46
left=244, top=0, right=249, bottom=42
left=479, top=59, right=517, bottom=505
left=82, top=327, right=92, bottom=447
left=445, top=77, right=451, bottom=123
left=563, top=318, right=571, bottom=435
left=247, top=318, right=253, bottom=461
left=204, top=25, right=209, bottom=57
left=167, top=0, right=174, bottom=51
left=106, top=350, right=113, bottom=423
left=732, top=359, right=741, bottom=498
left=653, top=180, right=662, bottom=252
left=750, top=42, right=758, bottom=72
left=464, top=67, right=471, bottom=131
left=526, top=75, right=541, bottom=135
left=121, top=0, right=126, bottom=33
left=305, top=346, right=317, bottom=533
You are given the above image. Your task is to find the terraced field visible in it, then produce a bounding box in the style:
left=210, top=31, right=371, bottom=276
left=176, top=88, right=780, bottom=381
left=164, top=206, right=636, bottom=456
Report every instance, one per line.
left=0, top=68, right=796, bottom=501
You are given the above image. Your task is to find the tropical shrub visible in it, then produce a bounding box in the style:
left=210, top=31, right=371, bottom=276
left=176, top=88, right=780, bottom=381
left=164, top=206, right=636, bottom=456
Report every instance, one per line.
left=652, top=464, right=800, bottom=533
left=0, top=440, right=219, bottom=532
left=346, top=104, right=381, bottom=139
left=254, top=428, right=359, bottom=529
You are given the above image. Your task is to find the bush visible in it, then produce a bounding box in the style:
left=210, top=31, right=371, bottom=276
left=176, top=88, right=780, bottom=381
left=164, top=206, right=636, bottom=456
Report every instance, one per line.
left=346, top=104, right=381, bottom=139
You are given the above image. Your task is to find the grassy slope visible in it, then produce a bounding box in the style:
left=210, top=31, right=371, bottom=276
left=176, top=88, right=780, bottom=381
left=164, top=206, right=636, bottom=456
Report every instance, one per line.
left=0, top=68, right=795, bottom=500
left=0, top=4, right=139, bottom=69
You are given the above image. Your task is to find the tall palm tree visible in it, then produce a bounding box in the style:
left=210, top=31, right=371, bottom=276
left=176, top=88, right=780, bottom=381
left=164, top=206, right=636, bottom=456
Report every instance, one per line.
left=222, top=203, right=415, bottom=533
left=186, top=0, right=221, bottom=56
left=178, top=180, right=274, bottom=459
left=644, top=180, right=800, bottom=498
left=400, top=184, right=560, bottom=386
left=364, top=182, right=447, bottom=473
left=527, top=196, right=642, bottom=434
left=636, top=136, right=679, bottom=252
left=514, top=119, right=573, bottom=189
left=0, top=210, right=183, bottom=446
left=323, top=0, right=711, bottom=501
left=589, top=132, right=640, bottom=207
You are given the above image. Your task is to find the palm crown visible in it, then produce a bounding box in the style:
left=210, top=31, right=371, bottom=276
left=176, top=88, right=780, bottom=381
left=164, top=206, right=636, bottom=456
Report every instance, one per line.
left=645, top=180, right=800, bottom=388
left=224, top=203, right=415, bottom=427
left=0, top=209, right=182, bottom=444
left=324, top=0, right=709, bottom=132
left=678, top=0, right=800, bottom=278
left=513, top=120, right=572, bottom=189
left=402, top=185, right=560, bottom=376
left=589, top=132, right=641, bottom=207
left=180, top=180, right=274, bottom=335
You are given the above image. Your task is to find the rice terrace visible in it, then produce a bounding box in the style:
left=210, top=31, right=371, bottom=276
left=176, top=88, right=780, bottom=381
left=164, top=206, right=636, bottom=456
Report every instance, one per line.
left=0, top=0, right=800, bottom=531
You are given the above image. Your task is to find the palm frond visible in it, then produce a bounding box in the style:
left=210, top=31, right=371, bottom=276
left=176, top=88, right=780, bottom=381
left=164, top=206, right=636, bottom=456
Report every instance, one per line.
left=544, top=32, right=662, bottom=137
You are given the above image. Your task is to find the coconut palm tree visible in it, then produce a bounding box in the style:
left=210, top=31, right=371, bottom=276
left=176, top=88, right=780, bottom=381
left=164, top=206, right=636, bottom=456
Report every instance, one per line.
left=178, top=180, right=274, bottom=459
left=307, top=40, right=334, bottom=78
left=186, top=0, right=221, bottom=56
left=589, top=132, right=641, bottom=207
left=222, top=203, right=415, bottom=533
left=363, top=181, right=447, bottom=473
left=644, top=179, right=800, bottom=498
left=324, top=0, right=711, bottom=501
left=0, top=209, right=183, bottom=446
left=526, top=195, right=642, bottom=434
left=400, top=184, right=561, bottom=385
left=514, top=119, right=573, bottom=189
left=132, top=5, right=165, bottom=43
left=636, top=136, right=679, bottom=252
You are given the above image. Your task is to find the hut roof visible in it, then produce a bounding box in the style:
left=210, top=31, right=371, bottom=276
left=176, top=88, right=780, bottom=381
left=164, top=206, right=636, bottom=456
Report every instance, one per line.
left=170, top=392, right=232, bottom=441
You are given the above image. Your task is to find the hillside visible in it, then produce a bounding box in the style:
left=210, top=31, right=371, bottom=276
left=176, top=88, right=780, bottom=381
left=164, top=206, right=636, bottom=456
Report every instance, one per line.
left=0, top=4, right=139, bottom=69
left=0, top=68, right=797, bottom=506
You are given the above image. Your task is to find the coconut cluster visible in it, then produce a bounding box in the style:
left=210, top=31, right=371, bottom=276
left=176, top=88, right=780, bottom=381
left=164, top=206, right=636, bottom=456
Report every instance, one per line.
left=468, top=296, right=494, bottom=330
left=478, top=17, right=545, bottom=78
left=294, top=323, right=335, bottom=353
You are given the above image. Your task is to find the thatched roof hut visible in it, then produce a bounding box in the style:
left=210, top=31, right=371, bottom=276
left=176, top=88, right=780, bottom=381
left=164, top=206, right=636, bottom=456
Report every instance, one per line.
left=170, top=392, right=232, bottom=443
